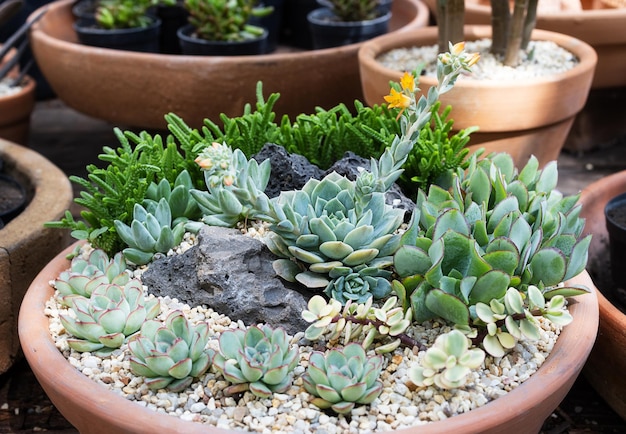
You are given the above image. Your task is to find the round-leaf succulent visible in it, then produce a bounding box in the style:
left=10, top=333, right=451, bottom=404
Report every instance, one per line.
left=211, top=324, right=299, bottom=399
left=128, top=310, right=212, bottom=392
left=302, top=343, right=384, bottom=414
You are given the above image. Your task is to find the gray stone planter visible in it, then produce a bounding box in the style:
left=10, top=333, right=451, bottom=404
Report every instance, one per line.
left=0, top=138, right=72, bottom=374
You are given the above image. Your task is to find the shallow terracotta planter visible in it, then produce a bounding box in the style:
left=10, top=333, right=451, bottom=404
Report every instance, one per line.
left=358, top=25, right=597, bottom=169
left=0, top=138, right=72, bottom=374
left=19, top=240, right=598, bottom=433
left=0, top=76, right=36, bottom=146
left=434, top=0, right=626, bottom=89
left=28, top=0, right=428, bottom=130
left=578, top=171, right=626, bottom=420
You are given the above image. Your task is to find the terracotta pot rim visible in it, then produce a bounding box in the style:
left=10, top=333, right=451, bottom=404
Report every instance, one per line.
left=18, top=240, right=598, bottom=433
left=465, top=0, right=626, bottom=19
left=358, top=25, right=597, bottom=89
left=30, top=0, right=429, bottom=62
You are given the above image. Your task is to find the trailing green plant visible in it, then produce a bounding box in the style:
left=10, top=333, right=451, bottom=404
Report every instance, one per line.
left=183, top=0, right=273, bottom=42
left=53, top=248, right=130, bottom=306
left=95, top=0, right=174, bottom=29
left=301, top=295, right=417, bottom=354
left=317, top=0, right=384, bottom=21
left=408, top=329, right=485, bottom=389
left=302, top=342, right=384, bottom=414
left=45, top=128, right=203, bottom=256
left=210, top=324, right=299, bottom=398
left=392, top=152, right=592, bottom=355
left=128, top=310, right=212, bottom=392
left=59, top=279, right=161, bottom=355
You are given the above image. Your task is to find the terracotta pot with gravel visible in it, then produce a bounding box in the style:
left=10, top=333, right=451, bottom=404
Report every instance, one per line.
left=358, top=25, right=597, bottom=170
left=578, top=171, right=626, bottom=420
left=19, top=239, right=599, bottom=434
left=0, top=138, right=72, bottom=374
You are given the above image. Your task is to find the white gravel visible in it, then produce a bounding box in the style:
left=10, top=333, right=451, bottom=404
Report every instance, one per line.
left=0, top=78, right=22, bottom=96
left=376, top=39, right=579, bottom=81
left=45, top=240, right=563, bottom=433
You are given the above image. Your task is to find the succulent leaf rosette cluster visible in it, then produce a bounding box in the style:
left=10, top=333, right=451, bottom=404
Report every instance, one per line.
left=210, top=324, right=299, bottom=398
left=302, top=343, right=384, bottom=414
left=128, top=310, right=212, bottom=392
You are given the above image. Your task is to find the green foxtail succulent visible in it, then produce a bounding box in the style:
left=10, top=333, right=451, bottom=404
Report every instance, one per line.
left=408, top=329, right=485, bottom=389
left=211, top=324, right=298, bottom=399
left=302, top=343, right=384, bottom=414
left=393, top=153, right=591, bottom=355
left=302, top=295, right=414, bottom=353
left=54, top=248, right=130, bottom=306
left=113, top=198, right=188, bottom=265
left=317, top=0, right=383, bottom=21
left=128, top=310, right=212, bottom=392
left=59, top=279, right=160, bottom=355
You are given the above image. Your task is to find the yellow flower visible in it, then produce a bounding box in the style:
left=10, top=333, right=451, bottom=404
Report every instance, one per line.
left=400, top=71, right=415, bottom=93
left=384, top=88, right=411, bottom=110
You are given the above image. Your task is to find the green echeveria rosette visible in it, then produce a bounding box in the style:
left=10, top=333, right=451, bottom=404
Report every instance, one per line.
left=269, top=172, right=403, bottom=303
left=59, top=280, right=160, bottom=355
left=211, top=325, right=298, bottom=399
left=54, top=249, right=130, bottom=306
left=128, top=310, right=212, bottom=392
left=302, top=343, right=384, bottom=414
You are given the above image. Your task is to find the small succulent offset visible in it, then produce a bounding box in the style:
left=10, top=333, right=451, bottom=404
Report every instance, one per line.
left=302, top=343, right=384, bottom=414
left=211, top=324, right=299, bottom=399
left=128, top=310, right=212, bottom=392
left=408, top=330, right=485, bottom=390
left=59, top=279, right=161, bottom=355
left=54, top=248, right=130, bottom=306
left=393, top=153, right=591, bottom=355
left=302, top=295, right=415, bottom=353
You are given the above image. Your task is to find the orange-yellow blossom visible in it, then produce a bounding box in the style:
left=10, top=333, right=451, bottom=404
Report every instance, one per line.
left=384, top=88, right=411, bottom=110
left=467, top=52, right=480, bottom=67
left=400, top=71, right=415, bottom=93
left=451, top=41, right=465, bottom=55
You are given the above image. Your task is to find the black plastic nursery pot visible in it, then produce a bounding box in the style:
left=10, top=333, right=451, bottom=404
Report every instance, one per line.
left=307, top=8, right=391, bottom=49
left=605, top=191, right=626, bottom=292
left=73, top=17, right=162, bottom=53
left=177, top=24, right=269, bottom=56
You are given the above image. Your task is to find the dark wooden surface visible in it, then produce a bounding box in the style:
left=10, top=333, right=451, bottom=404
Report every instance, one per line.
left=2, top=98, right=626, bottom=433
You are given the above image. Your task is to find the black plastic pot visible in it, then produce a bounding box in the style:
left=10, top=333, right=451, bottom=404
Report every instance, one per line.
left=177, top=24, right=268, bottom=56
left=307, top=7, right=391, bottom=49
left=605, top=191, right=626, bottom=290
left=280, top=0, right=317, bottom=49
left=156, top=2, right=188, bottom=54
left=248, top=0, right=284, bottom=53
left=73, top=16, right=161, bottom=53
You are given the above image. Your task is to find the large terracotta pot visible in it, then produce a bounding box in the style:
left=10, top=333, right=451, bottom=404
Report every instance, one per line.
left=19, top=241, right=599, bottom=433
left=431, top=0, right=626, bottom=89
left=358, top=25, right=597, bottom=169
left=0, top=138, right=72, bottom=374
left=578, top=171, right=626, bottom=420
left=27, top=0, right=429, bottom=131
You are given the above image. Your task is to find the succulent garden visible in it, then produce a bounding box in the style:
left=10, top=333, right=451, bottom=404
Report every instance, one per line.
left=42, top=43, right=591, bottom=431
